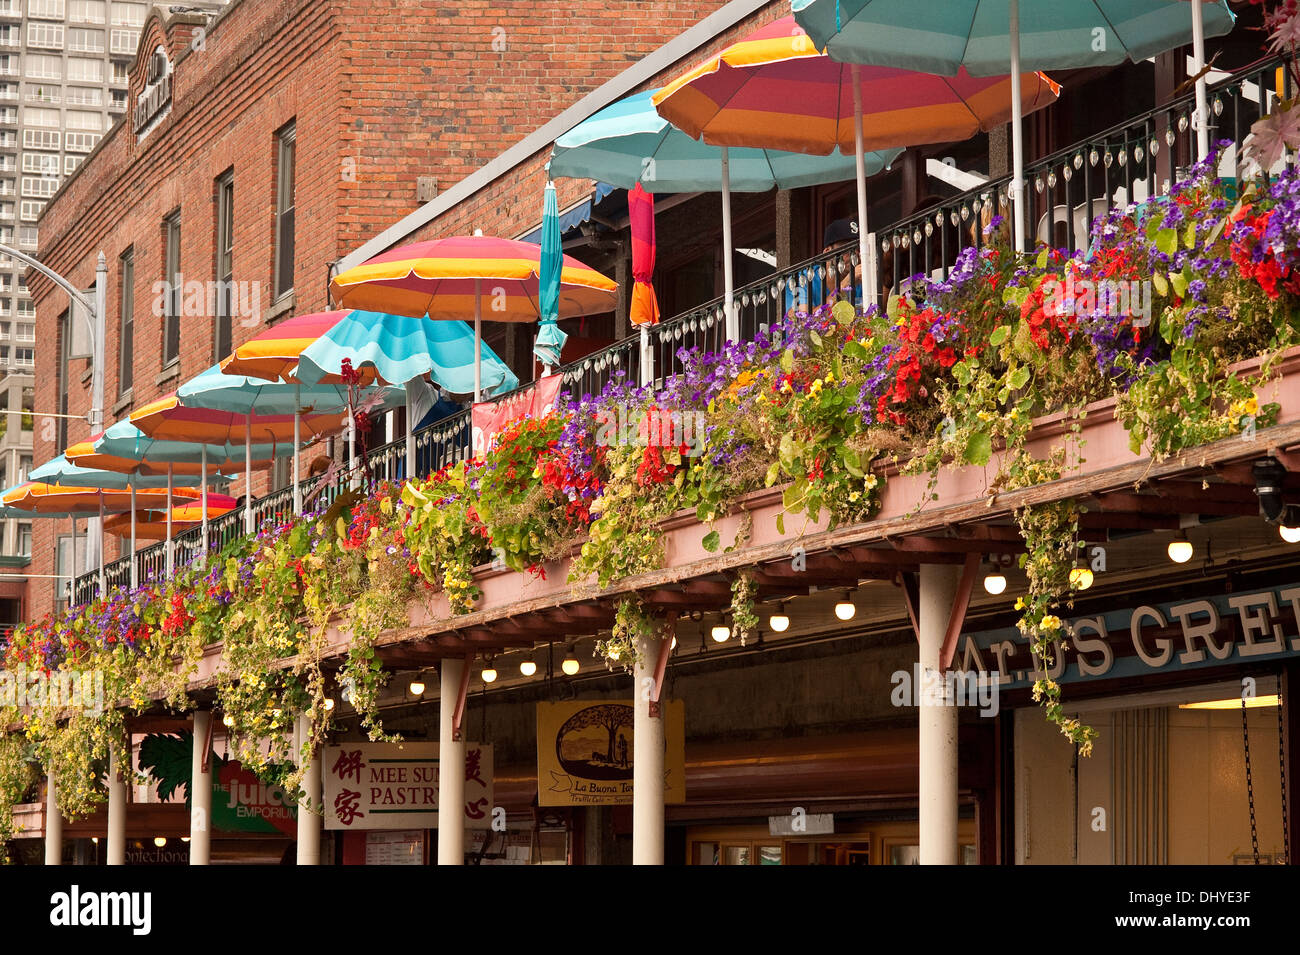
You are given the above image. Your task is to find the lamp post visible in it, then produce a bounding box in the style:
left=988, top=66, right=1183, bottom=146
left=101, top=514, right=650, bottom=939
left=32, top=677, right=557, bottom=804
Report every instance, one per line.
left=1, top=244, right=107, bottom=590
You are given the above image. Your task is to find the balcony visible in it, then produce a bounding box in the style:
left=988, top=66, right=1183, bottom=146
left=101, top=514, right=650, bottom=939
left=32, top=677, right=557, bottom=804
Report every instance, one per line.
left=70, top=53, right=1297, bottom=604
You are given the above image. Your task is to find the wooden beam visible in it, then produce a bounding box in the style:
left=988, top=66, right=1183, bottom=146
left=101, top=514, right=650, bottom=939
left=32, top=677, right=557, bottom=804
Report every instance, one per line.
left=895, top=571, right=921, bottom=643
left=647, top=614, right=677, bottom=719
left=939, top=553, right=981, bottom=671
left=1092, top=491, right=1258, bottom=518
left=887, top=537, right=1025, bottom=555
left=451, top=653, right=473, bottom=743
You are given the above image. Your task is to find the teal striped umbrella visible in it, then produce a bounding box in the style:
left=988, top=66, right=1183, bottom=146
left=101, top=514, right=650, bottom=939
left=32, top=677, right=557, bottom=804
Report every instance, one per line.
left=792, top=0, right=1236, bottom=249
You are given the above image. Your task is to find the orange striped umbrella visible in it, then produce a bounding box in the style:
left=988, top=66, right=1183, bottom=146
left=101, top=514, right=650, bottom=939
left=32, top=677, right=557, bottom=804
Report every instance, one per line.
left=651, top=15, right=1059, bottom=156
left=220, top=310, right=345, bottom=383
left=1, top=482, right=203, bottom=514
left=330, top=235, right=617, bottom=322
left=130, top=395, right=340, bottom=445
left=104, top=497, right=239, bottom=540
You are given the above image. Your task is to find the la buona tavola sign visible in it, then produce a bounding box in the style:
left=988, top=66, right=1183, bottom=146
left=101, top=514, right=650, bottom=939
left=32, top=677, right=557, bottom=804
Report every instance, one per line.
left=959, top=583, right=1300, bottom=689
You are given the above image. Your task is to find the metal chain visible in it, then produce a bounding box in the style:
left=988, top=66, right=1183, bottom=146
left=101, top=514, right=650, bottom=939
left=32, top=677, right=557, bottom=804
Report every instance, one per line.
left=1279, top=675, right=1290, bottom=866
left=1243, top=695, right=1260, bottom=865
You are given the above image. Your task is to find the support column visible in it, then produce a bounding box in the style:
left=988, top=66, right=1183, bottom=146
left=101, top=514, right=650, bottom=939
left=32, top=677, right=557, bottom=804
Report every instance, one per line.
left=106, top=744, right=126, bottom=866
left=632, top=623, right=668, bottom=865
left=437, top=657, right=466, bottom=865
left=296, top=714, right=321, bottom=865
left=190, top=710, right=212, bottom=865
left=918, top=563, right=960, bottom=865
left=44, top=773, right=62, bottom=865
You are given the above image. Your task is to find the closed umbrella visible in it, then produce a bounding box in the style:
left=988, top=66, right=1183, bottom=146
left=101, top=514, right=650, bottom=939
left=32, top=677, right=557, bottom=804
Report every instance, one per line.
left=628, top=182, right=660, bottom=384
left=792, top=0, right=1236, bottom=250
left=652, top=14, right=1058, bottom=301
left=550, top=88, right=902, bottom=340
left=536, top=180, right=567, bottom=374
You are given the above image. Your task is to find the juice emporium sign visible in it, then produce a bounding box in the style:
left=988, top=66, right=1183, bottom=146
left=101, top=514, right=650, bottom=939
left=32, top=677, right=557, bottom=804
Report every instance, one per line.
left=956, top=584, right=1300, bottom=689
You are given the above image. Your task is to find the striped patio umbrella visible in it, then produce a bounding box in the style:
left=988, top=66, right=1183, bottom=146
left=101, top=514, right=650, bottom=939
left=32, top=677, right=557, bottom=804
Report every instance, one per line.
left=329, top=235, right=618, bottom=401
left=790, top=0, right=1236, bottom=249
left=219, top=310, right=344, bottom=383
left=104, top=497, right=239, bottom=541
left=651, top=15, right=1058, bottom=302
left=550, top=88, right=902, bottom=338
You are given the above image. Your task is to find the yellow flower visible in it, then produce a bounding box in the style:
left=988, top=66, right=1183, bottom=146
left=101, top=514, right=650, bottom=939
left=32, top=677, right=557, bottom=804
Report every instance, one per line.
left=1014, top=597, right=1025, bottom=610
left=1040, top=614, right=1062, bottom=631
left=809, top=380, right=823, bottom=395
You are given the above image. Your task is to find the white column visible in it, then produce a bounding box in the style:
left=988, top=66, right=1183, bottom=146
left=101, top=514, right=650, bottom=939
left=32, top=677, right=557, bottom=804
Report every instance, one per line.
left=720, top=146, right=737, bottom=341
left=106, top=745, right=126, bottom=865
left=44, top=773, right=62, bottom=865
left=190, top=710, right=212, bottom=865
left=1008, top=0, right=1027, bottom=253
left=296, top=714, right=321, bottom=865
left=918, top=563, right=960, bottom=865
left=437, top=658, right=466, bottom=865
left=632, top=625, right=667, bottom=864
left=1191, top=0, right=1210, bottom=162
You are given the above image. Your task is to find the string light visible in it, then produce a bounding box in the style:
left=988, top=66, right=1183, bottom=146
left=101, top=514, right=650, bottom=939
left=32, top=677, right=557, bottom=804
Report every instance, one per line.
left=834, top=590, right=855, bottom=621
left=562, top=646, right=579, bottom=675
left=1167, top=532, right=1193, bottom=564
left=768, top=602, right=790, bottom=632
left=520, top=654, right=537, bottom=677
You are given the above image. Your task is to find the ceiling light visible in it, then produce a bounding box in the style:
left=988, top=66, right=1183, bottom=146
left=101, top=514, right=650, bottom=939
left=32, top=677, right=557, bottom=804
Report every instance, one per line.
left=153, top=837, right=167, bottom=848
left=834, top=591, right=856, bottom=621
left=222, top=713, right=235, bottom=727
left=481, top=660, right=498, bottom=684
left=769, top=603, right=790, bottom=632
left=1280, top=504, right=1300, bottom=543
left=323, top=697, right=335, bottom=711
left=711, top=624, right=731, bottom=643
left=520, top=655, right=537, bottom=677
left=561, top=647, right=579, bottom=676
left=1179, top=694, right=1280, bottom=710
left=408, top=677, right=426, bottom=697
left=1068, top=566, right=1093, bottom=590
left=983, top=573, right=1007, bottom=595
left=1167, top=533, right=1193, bottom=564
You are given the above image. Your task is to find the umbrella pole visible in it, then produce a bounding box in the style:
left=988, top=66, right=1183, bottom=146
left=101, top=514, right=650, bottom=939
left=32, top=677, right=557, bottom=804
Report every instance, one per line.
left=639, top=325, right=652, bottom=386
left=474, top=278, right=483, bottom=402
left=166, top=464, right=174, bottom=578
left=405, top=379, right=416, bottom=481
left=129, top=485, right=137, bottom=590
left=851, top=64, right=874, bottom=308
left=347, top=397, right=357, bottom=488
left=1009, top=0, right=1026, bottom=254
left=97, top=497, right=105, bottom=596
left=721, top=146, right=736, bottom=342
left=201, top=445, right=209, bottom=557
left=1191, top=0, right=1209, bottom=162
left=244, top=427, right=253, bottom=535
left=293, top=383, right=302, bottom=516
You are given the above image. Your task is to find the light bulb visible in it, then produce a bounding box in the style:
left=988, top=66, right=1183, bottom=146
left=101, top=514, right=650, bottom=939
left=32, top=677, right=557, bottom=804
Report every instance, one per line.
left=153, top=837, right=167, bottom=848
left=834, top=597, right=855, bottom=621
left=983, top=573, right=1007, bottom=595
left=91, top=837, right=99, bottom=845
left=711, top=625, right=731, bottom=643
left=222, top=713, right=235, bottom=727
left=769, top=611, right=790, bottom=633
left=323, top=697, right=335, bottom=711
left=408, top=679, right=425, bottom=697
left=1168, top=537, right=1193, bottom=564
left=670, top=635, right=677, bottom=650
left=1282, top=524, right=1300, bottom=544
left=180, top=837, right=190, bottom=843
left=562, top=649, right=579, bottom=675
left=520, top=656, right=537, bottom=677
left=1068, top=567, right=1094, bottom=590
left=481, top=664, right=498, bottom=684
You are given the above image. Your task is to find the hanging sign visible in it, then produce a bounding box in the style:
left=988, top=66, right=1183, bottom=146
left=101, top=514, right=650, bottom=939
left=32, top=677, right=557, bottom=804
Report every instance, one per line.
left=471, top=374, right=562, bottom=456
left=322, top=742, right=493, bottom=830
left=956, top=583, right=1300, bottom=690
left=536, top=700, right=685, bottom=806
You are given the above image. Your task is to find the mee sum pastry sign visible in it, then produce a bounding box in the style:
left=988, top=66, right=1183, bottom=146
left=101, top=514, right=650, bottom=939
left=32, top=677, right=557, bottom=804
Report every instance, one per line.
left=322, top=742, right=493, bottom=830
left=958, top=584, right=1300, bottom=689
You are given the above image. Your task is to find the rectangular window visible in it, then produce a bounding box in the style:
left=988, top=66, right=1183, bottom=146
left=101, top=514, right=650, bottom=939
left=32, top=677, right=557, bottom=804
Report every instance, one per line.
left=28, top=0, right=65, bottom=19
left=214, top=171, right=233, bottom=360
left=163, top=210, right=179, bottom=366
left=274, top=122, right=295, bottom=299
left=17, top=523, right=30, bottom=557
left=23, top=105, right=57, bottom=127
left=21, top=151, right=57, bottom=172
left=64, top=132, right=99, bottom=152
left=23, top=84, right=57, bottom=103
left=14, top=346, right=31, bottom=363
left=64, top=154, right=82, bottom=174
left=15, top=322, right=31, bottom=341
left=22, top=128, right=58, bottom=150
left=109, top=61, right=128, bottom=85
left=21, top=175, right=58, bottom=197
left=65, top=86, right=102, bottom=106
left=109, top=27, right=135, bottom=54
left=67, top=57, right=103, bottom=82
left=0, top=55, right=15, bottom=77
left=65, top=110, right=100, bottom=131
left=118, top=246, right=132, bottom=394
left=110, top=1, right=143, bottom=26
left=70, top=0, right=105, bottom=23
left=23, top=55, right=60, bottom=80
left=15, top=300, right=32, bottom=317
left=26, top=22, right=63, bottom=48
left=18, top=199, right=40, bottom=220
left=68, top=27, right=104, bottom=51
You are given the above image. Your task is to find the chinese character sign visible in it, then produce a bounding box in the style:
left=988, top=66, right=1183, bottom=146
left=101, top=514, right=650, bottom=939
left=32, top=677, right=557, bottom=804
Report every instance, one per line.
left=322, top=743, right=493, bottom=830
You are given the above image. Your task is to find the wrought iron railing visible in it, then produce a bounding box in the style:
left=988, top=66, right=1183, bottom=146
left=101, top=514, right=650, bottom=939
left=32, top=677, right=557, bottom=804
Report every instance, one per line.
left=68, top=54, right=1292, bottom=605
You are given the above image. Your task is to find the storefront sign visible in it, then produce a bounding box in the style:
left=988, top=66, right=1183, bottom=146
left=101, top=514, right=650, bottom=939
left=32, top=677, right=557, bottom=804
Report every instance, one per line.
left=471, top=374, right=561, bottom=455
left=322, top=742, right=492, bottom=830
left=537, top=700, right=686, bottom=806
left=957, top=584, right=1300, bottom=689
left=133, top=46, right=172, bottom=136
left=213, top=760, right=298, bottom=835
left=363, top=829, right=426, bottom=865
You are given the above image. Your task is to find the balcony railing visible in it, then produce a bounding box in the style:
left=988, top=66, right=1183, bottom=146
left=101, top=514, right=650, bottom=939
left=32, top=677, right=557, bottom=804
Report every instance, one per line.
left=67, top=53, right=1294, bottom=606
